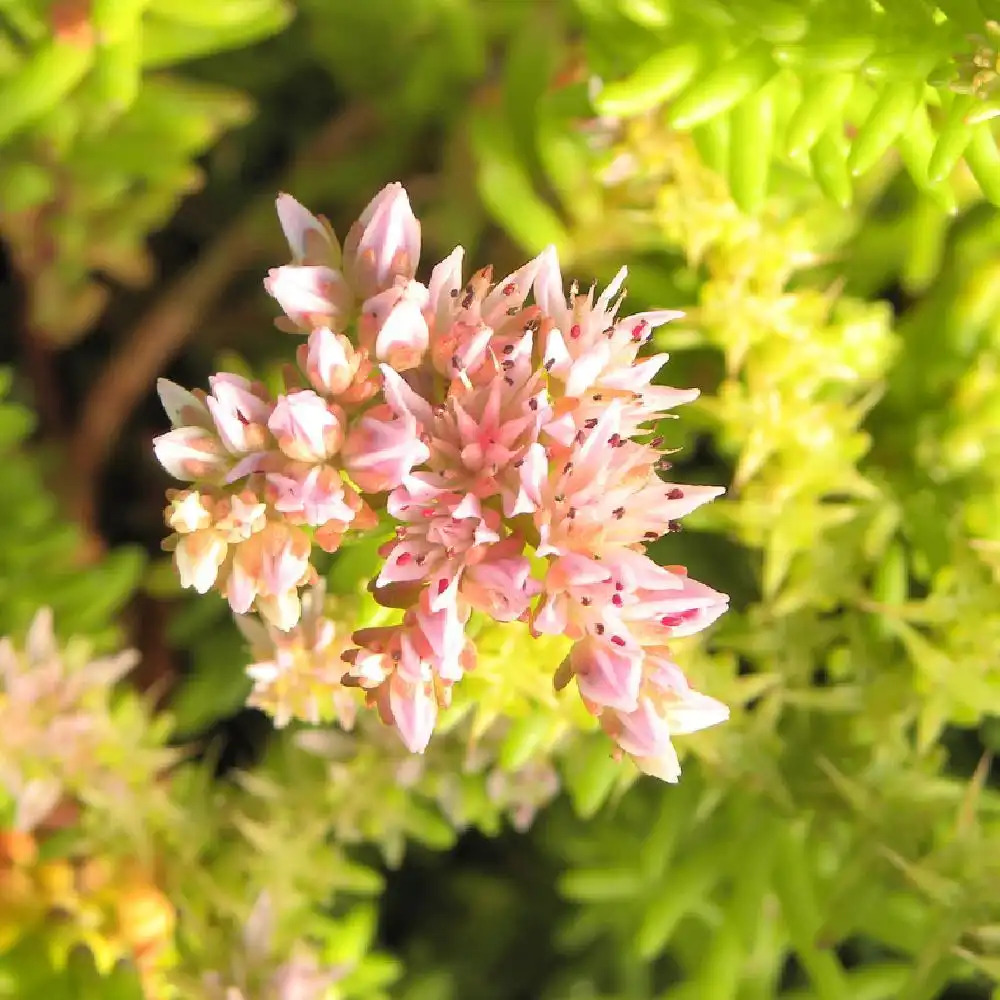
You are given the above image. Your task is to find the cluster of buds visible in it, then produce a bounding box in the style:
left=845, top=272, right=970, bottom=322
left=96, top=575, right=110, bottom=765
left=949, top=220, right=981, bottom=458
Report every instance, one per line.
left=154, top=183, right=730, bottom=781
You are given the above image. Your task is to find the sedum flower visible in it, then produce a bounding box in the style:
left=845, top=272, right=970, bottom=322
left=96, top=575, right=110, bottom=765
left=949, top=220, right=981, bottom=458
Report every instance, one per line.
left=0, top=609, right=141, bottom=830
left=155, top=182, right=730, bottom=779
left=237, top=583, right=361, bottom=729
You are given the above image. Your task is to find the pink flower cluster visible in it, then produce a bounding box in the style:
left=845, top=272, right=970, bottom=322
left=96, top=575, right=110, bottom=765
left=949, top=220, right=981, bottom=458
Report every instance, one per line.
left=154, top=183, right=730, bottom=781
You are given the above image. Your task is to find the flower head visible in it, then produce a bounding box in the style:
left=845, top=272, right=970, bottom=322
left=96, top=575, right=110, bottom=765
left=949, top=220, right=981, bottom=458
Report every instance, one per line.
left=156, top=183, right=730, bottom=778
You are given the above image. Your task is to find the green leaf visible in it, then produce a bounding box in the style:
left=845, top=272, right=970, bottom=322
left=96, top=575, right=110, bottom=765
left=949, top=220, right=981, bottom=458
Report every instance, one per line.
left=593, top=41, right=702, bottom=117
left=471, top=111, right=571, bottom=256
left=848, top=80, right=923, bottom=176
left=668, top=42, right=775, bottom=130
left=0, top=38, right=94, bottom=145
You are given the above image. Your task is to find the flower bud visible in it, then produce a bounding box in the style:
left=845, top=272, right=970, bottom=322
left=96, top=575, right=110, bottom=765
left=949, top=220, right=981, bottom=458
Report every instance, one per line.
left=343, top=182, right=421, bottom=299
left=268, top=391, right=343, bottom=463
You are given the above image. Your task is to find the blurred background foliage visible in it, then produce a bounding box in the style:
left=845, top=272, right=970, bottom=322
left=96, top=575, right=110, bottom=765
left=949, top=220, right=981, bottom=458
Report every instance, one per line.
left=1, top=0, right=1000, bottom=997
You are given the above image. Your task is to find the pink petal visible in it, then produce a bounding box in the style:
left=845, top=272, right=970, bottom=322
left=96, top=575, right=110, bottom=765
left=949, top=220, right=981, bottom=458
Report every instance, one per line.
left=571, top=637, right=642, bottom=711
left=388, top=676, right=437, bottom=753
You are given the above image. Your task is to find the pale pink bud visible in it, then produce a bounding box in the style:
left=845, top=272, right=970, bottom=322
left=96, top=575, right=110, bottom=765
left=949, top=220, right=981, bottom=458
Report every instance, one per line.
left=156, top=378, right=210, bottom=429
left=205, top=374, right=273, bottom=457
left=388, top=673, right=436, bottom=754
left=342, top=404, right=429, bottom=493
left=570, top=636, right=642, bottom=712
left=343, top=182, right=421, bottom=299
left=174, top=531, right=228, bottom=594
left=257, top=591, right=303, bottom=633
left=301, top=327, right=360, bottom=397
left=264, top=265, right=352, bottom=331
left=276, top=193, right=340, bottom=266
left=153, top=426, right=230, bottom=482
left=227, top=523, right=312, bottom=629
left=359, top=279, right=430, bottom=371
left=267, top=465, right=356, bottom=526
left=268, top=391, right=343, bottom=463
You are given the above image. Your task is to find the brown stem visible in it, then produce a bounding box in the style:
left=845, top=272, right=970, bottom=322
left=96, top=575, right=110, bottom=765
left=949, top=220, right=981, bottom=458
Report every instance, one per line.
left=69, top=104, right=379, bottom=529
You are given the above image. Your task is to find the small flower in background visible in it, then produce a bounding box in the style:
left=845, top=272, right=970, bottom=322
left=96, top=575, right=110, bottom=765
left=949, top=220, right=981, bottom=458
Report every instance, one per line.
left=0, top=608, right=142, bottom=831
left=154, top=182, right=730, bottom=781
left=200, top=893, right=345, bottom=1000
left=237, top=583, right=361, bottom=729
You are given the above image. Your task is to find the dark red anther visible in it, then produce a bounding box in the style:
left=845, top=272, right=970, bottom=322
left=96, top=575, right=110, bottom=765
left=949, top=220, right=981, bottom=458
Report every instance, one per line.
left=668, top=520, right=682, bottom=532
left=667, top=487, right=684, bottom=500
left=649, top=436, right=664, bottom=448
left=544, top=358, right=555, bottom=371
left=661, top=614, right=684, bottom=628
left=422, top=507, right=437, bottom=518
left=504, top=376, right=515, bottom=386
left=503, top=282, right=517, bottom=295
left=610, top=635, right=627, bottom=647
left=570, top=323, right=582, bottom=339
left=584, top=418, right=598, bottom=429
left=580, top=595, right=592, bottom=606
left=609, top=434, right=622, bottom=448
left=612, top=593, right=623, bottom=607
left=503, top=344, right=515, bottom=355
left=612, top=507, right=625, bottom=519
left=528, top=397, right=538, bottom=411
left=632, top=320, right=648, bottom=342
left=396, top=552, right=412, bottom=566
left=594, top=623, right=605, bottom=635
left=438, top=579, right=449, bottom=595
